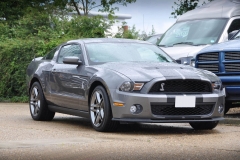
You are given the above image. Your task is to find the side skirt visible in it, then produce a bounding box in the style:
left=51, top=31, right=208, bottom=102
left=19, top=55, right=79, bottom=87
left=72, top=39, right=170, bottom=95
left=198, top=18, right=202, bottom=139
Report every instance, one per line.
left=48, top=105, right=90, bottom=119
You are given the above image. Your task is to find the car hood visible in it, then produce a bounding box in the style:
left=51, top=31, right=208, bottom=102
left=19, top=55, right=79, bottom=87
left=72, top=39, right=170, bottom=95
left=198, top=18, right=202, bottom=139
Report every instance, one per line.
left=95, top=62, right=219, bottom=82
left=160, top=45, right=207, bottom=60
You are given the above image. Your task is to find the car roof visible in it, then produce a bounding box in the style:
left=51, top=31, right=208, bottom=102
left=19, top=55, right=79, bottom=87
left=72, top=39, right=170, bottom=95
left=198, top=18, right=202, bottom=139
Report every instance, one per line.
left=198, top=39, right=240, bottom=53
left=67, top=38, right=151, bottom=44
left=177, top=0, right=240, bottom=22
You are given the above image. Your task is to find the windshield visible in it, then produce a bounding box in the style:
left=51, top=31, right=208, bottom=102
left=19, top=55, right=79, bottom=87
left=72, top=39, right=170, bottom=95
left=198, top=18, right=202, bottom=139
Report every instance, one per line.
left=159, top=19, right=227, bottom=47
left=85, top=42, right=174, bottom=65
left=146, top=34, right=162, bottom=45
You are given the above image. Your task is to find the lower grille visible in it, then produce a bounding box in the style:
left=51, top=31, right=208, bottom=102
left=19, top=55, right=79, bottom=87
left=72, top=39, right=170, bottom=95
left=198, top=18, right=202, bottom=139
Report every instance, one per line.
left=151, top=104, right=214, bottom=116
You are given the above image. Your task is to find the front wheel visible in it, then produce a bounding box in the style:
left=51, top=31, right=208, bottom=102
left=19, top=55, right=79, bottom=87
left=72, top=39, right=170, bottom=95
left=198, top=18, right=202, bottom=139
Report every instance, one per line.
left=89, top=85, right=118, bottom=132
left=189, top=121, right=219, bottom=130
left=29, top=82, right=55, bottom=121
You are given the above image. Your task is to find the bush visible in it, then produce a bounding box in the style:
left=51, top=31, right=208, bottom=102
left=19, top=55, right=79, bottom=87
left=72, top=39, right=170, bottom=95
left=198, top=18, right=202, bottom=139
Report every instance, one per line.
left=0, top=14, right=111, bottom=102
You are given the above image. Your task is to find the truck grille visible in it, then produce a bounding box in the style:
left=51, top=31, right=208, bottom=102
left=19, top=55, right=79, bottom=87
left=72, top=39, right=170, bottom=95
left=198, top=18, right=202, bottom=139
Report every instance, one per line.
left=149, top=80, right=212, bottom=93
left=198, top=64, right=219, bottom=72
left=197, top=52, right=240, bottom=73
left=225, top=52, right=240, bottom=60
left=198, top=52, right=219, bottom=61
left=151, top=104, right=214, bottom=116
left=225, top=64, right=240, bottom=72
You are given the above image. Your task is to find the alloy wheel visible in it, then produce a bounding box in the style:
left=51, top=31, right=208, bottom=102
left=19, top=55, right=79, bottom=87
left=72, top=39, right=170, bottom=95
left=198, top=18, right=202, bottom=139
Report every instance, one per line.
left=30, top=86, right=41, bottom=116
left=90, top=90, right=105, bottom=127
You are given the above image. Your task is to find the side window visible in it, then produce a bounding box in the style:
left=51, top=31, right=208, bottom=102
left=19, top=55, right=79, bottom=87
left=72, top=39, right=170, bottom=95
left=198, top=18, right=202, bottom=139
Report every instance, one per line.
left=43, top=48, right=57, bottom=60
left=228, top=19, right=240, bottom=33
left=57, top=44, right=82, bottom=64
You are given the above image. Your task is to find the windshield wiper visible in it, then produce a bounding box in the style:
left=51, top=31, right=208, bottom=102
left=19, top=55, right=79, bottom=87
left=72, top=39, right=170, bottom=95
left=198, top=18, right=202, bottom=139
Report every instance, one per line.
left=157, top=44, right=167, bottom=47
left=172, top=42, right=194, bottom=46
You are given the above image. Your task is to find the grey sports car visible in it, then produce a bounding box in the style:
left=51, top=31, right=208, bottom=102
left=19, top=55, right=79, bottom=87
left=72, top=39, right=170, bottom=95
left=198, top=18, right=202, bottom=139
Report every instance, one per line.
left=26, top=38, right=225, bottom=132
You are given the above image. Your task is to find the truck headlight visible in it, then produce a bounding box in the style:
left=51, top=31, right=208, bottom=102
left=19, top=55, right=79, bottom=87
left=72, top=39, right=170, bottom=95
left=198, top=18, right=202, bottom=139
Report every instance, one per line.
left=190, top=58, right=195, bottom=67
left=177, top=57, right=193, bottom=65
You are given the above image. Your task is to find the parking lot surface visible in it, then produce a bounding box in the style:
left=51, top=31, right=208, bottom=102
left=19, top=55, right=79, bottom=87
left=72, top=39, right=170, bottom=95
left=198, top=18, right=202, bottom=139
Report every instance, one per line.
left=0, top=103, right=240, bottom=160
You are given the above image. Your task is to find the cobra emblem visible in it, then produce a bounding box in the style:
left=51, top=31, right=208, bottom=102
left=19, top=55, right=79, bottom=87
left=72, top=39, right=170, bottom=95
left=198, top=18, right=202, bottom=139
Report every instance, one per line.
left=160, top=83, right=165, bottom=91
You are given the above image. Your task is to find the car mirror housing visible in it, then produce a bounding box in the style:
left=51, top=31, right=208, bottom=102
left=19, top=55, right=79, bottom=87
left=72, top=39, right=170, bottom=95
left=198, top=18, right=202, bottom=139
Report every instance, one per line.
left=63, top=56, right=82, bottom=65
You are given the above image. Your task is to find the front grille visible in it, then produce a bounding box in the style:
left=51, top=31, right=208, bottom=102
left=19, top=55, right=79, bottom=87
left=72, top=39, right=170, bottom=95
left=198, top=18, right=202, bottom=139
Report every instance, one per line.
left=225, top=52, right=240, bottom=60
left=149, top=80, right=212, bottom=93
left=198, top=64, right=219, bottom=72
left=225, top=63, right=240, bottom=72
left=151, top=104, right=214, bottom=116
left=198, top=52, right=219, bottom=61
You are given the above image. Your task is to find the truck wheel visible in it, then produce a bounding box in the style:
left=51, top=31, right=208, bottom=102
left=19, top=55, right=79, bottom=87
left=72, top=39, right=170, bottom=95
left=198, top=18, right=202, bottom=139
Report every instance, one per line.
left=189, top=121, right=219, bottom=130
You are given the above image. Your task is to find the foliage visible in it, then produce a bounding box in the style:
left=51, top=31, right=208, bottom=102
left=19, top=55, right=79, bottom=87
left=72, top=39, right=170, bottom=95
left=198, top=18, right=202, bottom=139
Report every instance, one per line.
left=171, top=0, right=213, bottom=18
left=114, top=23, right=140, bottom=39
left=68, top=0, right=136, bottom=16
left=0, top=11, right=112, bottom=101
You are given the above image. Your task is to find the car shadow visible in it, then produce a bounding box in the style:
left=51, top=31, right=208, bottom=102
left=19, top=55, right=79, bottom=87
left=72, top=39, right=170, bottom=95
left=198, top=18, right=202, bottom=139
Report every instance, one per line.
left=51, top=116, right=220, bottom=135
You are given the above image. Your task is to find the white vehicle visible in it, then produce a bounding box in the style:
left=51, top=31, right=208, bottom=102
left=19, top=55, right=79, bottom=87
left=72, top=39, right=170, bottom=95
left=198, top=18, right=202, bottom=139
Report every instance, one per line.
left=158, top=0, right=240, bottom=65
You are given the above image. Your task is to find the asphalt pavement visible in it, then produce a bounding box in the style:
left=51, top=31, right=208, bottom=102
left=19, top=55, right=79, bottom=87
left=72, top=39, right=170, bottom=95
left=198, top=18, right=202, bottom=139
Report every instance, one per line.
left=0, top=103, right=240, bottom=160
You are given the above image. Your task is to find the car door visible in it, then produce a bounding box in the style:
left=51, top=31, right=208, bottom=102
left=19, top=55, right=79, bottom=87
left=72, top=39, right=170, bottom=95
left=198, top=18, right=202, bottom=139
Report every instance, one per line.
left=49, top=43, right=89, bottom=110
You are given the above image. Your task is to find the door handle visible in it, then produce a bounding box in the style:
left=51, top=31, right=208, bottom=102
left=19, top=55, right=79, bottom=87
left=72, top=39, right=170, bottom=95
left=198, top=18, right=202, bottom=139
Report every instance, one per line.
left=52, top=68, right=56, bottom=72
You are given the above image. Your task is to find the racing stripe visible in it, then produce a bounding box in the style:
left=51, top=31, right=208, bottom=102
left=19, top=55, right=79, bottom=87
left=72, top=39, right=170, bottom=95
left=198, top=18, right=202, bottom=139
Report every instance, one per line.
left=174, top=69, right=185, bottom=79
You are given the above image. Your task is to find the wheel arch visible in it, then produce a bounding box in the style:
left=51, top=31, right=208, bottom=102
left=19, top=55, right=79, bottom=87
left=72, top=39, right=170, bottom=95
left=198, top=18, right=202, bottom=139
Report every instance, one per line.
left=28, top=76, right=41, bottom=95
left=88, top=80, right=113, bottom=108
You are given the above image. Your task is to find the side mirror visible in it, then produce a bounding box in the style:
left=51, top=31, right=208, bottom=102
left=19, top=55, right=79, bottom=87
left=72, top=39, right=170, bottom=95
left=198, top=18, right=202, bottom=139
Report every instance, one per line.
left=228, top=30, right=239, bottom=40
left=63, top=56, right=82, bottom=65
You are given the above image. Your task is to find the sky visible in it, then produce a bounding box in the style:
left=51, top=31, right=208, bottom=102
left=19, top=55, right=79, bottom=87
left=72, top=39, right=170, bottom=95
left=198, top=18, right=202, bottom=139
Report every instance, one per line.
left=111, top=0, right=177, bottom=34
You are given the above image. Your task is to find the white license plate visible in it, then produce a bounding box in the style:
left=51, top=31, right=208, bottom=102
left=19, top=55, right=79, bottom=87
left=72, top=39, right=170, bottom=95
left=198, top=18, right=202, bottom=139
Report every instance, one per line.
left=175, top=96, right=196, bottom=108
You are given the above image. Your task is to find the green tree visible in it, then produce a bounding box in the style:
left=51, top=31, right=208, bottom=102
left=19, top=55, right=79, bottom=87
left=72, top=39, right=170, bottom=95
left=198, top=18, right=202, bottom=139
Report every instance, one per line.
left=68, top=0, right=136, bottom=16
left=171, top=0, right=213, bottom=18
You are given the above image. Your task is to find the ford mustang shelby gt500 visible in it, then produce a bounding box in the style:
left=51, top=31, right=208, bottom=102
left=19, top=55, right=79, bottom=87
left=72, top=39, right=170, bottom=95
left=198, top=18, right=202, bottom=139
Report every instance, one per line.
left=26, top=38, right=225, bottom=132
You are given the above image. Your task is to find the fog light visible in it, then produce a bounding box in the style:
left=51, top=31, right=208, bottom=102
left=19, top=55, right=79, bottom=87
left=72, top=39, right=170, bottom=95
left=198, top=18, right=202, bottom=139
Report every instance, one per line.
left=130, top=104, right=143, bottom=114
left=130, top=106, right=137, bottom=113
left=218, top=105, right=224, bottom=113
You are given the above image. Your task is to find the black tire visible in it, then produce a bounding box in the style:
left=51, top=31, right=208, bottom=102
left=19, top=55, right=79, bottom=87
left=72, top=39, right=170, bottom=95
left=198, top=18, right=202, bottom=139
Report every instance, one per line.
left=29, top=82, right=55, bottom=121
left=189, top=121, right=219, bottom=130
left=224, top=101, right=231, bottom=114
left=89, top=85, right=119, bottom=132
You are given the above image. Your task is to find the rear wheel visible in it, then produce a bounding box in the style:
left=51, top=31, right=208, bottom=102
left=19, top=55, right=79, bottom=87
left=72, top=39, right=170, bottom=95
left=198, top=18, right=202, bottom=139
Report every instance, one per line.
left=189, top=121, right=219, bottom=130
left=29, top=82, right=55, bottom=121
left=89, top=85, right=118, bottom=132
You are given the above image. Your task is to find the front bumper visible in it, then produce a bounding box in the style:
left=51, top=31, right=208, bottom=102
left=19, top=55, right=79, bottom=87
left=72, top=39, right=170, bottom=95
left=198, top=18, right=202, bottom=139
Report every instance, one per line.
left=111, top=89, right=225, bottom=122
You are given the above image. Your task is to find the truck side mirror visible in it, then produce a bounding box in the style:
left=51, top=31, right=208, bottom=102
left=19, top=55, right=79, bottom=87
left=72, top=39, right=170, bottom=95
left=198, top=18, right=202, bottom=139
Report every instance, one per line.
left=228, top=30, right=239, bottom=40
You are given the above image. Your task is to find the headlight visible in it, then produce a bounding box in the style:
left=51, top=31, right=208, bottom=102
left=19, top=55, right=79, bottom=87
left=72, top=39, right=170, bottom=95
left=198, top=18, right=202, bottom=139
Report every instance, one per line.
left=178, top=57, right=193, bottom=65
left=212, top=81, right=222, bottom=90
left=119, top=82, right=144, bottom=92
left=119, top=82, right=133, bottom=92
left=190, top=58, right=195, bottom=67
